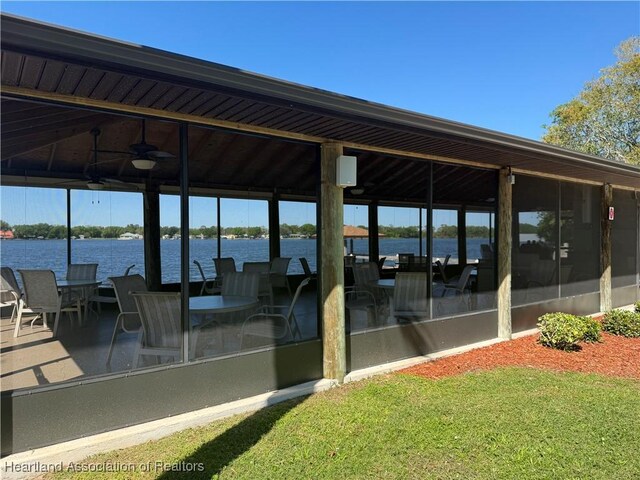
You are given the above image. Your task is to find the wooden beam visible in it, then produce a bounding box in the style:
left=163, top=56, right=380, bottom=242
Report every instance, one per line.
left=497, top=168, right=512, bottom=339
left=600, top=184, right=613, bottom=312
left=1, top=86, right=502, bottom=171
left=320, top=142, right=346, bottom=383
left=511, top=167, right=603, bottom=187
left=143, top=182, right=162, bottom=291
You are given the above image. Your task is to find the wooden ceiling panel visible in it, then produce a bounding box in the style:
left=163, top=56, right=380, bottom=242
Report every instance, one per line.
left=164, top=88, right=206, bottom=112
left=56, top=64, right=87, bottom=95
left=73, top=68, right=106, bottom=98
left=88, top=71, right=123, bottom=100
left=37, top=60, right=66, bottom=92
left=17, top=55, right=45, bottom=89
left=120, top=79, right=157, bottom=105
left=150, top=85, right=189, bottom=110
left=105, top=75, right=143, bottom=103
left=1, top=51, right=24, bottom=86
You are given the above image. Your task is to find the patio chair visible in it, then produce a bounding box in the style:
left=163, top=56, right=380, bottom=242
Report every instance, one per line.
left=481, top=244, right=493, bottom=260
left=270, top=257, right=292, bottom=297
left=194, top=260, right=221, bottom=296
left=441, top=264, right=476, bottom=298
left=15, top=269, right=82, bottom=337
left=299, top=257, right=316, bottom=277
left=435, top=260, right=449, bottom=284
left=106, top=274, right=147, bottom=366
left=240, top=277, right=310, bottom=349
left=345, top=287, right=378, bottom=329
left=221, top=272, right=260, bottom=298
left=131, top=291, right=182, bottom=367
left=89, top=264, right=138, bottom=317
left=1, top=266, right=22, bottom=323
left=393, top=272, right=428, bottom=322
left=526, top=259, right=556, bottom=288
left=66, top=263, right=98, bottom=319
left=377, top=256, right=387, bottom=274
left=242, top=262, right=273, bottom=304
left=196, top=271, right=260, bottom=351
left=213, top=257, right=237, bottom=283
left=344, top=255, right=356, bottom=267
left=398, top=253, right=415, bottom=271
left=66, top=263, right=98, bottom=281
left=353, top=262, right=383, bottom=304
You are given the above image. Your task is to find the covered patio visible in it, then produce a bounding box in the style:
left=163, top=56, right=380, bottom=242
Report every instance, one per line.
left=1, top=14, right=639, bottom=456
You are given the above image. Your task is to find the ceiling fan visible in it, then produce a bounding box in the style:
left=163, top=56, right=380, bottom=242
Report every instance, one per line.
left=348, top=181, right=375, bottom=196
left=55, top=128, right=135, bottom=190
left=94, top=119, right=175, bottom=170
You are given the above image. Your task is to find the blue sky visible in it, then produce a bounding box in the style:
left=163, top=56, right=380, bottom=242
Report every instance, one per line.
left=1, top=2, right=638, bottom=228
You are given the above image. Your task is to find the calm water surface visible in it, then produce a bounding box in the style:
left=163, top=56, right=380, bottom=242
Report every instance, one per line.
left=1, top=237, right=488, bottom=284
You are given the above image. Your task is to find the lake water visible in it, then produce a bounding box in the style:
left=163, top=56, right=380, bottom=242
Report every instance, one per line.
left=1, top=237, right=489, bottom=284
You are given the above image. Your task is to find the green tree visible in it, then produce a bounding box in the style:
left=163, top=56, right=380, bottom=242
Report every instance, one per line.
left=519, top=223, right=539, bottom=234
left=280, top=223, right=293, bottom=237
left=102, top=226, right=124, bottom=238
left=299, top=223, right=316, bottom=237
left=0, top=220, right=10, bottom=231
left=247, top=226, right=263, bottom=238
left=536, top=212, right=557, bottom=244
left=434, top=224, right=458, bottom=238
left=542, top=37, right=640, bottom=165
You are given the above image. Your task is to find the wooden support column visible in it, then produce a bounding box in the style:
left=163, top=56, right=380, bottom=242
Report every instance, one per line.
left=269, top=191, right=281, bottom=260
left=368, top=200, right=379, bottom=266
left=497, top=168, right=512, bottom=340
left=600, top=184, right=613, bottom=312
left=320, top=142, right=346, bottom=383
left=143, top=181, right=162, bottom=291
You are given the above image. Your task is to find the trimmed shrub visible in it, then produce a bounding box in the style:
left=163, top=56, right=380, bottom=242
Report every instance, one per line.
left=602, top=309, right=640, bottom=338
left=635, top=301, right=640, bottom=313
left=538, top=312, right=588, bottom=351
left=579, top=315, right=602, bottom=343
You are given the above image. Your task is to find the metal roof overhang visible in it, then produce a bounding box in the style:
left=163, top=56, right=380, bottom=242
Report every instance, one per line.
left=2, top=13, right=639, bottom=190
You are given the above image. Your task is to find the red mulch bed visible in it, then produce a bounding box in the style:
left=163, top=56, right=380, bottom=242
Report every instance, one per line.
left=400, top=333, right=640, bottom=380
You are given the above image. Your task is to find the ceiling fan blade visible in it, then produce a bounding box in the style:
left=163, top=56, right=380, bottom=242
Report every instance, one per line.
left=147, top=150, right=175, bottom=159
left=92, top=158, right=124, bottom=166
left=102, top=177, right=142, bottom=190
left=52, top=179, right=85, bottom=186
left=94, top=149, right=134, bottom=155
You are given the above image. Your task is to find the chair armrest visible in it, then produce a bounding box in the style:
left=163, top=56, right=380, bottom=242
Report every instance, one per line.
left=2, top=290, right=21, bottom=302
left=118, top=311, right=141, bottom=332
left=346, top=289, right=377, bottom=305
left=245, top=312, right=287, bottom=323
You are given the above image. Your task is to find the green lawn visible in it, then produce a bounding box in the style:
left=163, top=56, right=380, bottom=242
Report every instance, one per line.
left=48, top=368, right=640, bottom=480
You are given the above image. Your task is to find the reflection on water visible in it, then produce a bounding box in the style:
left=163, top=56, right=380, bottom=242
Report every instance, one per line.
left=1, top=237, right=489, bottom=284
